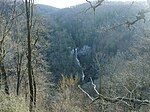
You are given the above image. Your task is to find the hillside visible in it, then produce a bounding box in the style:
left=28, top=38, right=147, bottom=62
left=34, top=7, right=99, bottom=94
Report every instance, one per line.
left=45, top=1, right=150, bottom=81
left=35, top=4, right=59, bottom=15
left=0, top=1, right=150, bottom=112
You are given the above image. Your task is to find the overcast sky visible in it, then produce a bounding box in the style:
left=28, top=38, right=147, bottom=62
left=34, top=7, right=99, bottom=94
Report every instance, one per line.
left=34, top=0, right=146, bottom=8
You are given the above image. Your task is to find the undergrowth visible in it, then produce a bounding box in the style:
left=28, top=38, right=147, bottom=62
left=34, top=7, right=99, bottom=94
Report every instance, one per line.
left=0, top=91, right=28, bottom=112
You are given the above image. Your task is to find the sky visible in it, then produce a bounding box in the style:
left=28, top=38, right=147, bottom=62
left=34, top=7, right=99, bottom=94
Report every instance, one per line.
left=34, top=0, right=146, bottom=8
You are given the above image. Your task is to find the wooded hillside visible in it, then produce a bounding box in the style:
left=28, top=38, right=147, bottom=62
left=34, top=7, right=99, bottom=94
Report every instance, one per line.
left=0, top=0, right=150, bottom=112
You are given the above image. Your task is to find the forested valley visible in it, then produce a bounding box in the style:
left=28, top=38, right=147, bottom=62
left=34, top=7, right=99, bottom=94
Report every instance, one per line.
left=0, top=0, right=150, bottom=112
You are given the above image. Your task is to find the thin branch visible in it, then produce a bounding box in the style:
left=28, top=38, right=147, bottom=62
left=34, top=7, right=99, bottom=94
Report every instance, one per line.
left=78, top=85, right=94, bottom=101
left=126, top=8, right=150, bottom=28
left=78, top=82, right=150, bottom=108
left=93, top=94, right=150, bottom=105
left=86, top=0, right=105, bottom=12
left=90, top=77, right=99, bottom=95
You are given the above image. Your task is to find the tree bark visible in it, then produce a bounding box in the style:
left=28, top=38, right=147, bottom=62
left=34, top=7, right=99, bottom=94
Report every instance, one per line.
left=0, top=41, right=9, bottom=95
left=16, top=52, right=23, bottom=95
left=0, top=62, right=9, bottom=95
left=25, top=0, right=34, bottom=111
left=16, top=67, right=21, bottom=95
left=33, top=72, right=36, bottom=107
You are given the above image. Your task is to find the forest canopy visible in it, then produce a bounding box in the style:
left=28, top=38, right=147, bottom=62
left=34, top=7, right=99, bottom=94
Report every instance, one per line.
left=0, top=0, right=150, bottom=112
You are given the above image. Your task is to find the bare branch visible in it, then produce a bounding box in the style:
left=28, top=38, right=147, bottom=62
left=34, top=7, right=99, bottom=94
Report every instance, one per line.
left=86, top=0, right=105, bottom=12
left=126, top=8, right=150, bottom=28
left=90, top=77, right=100, bottom=95
left=93, top=94, right=150, bottom=105
left=78, top=85, right=94, bottom=101
left=78, top=78, right=150, bottom=108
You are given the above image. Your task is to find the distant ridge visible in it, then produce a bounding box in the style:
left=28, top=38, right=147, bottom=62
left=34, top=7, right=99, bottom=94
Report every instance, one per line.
left=35, top=4, right=60, bottom=15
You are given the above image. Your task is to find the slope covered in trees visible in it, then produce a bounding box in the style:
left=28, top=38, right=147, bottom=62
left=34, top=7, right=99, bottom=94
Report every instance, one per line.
left=0, top=0, right=150, bottom=112
left=45, top=1, right=149, bottom=81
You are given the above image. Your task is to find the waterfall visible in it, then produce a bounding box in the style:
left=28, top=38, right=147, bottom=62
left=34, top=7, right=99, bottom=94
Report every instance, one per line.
left=75, top=48, right=81, bottom=67
left=74, top=48, right=85, bottom=81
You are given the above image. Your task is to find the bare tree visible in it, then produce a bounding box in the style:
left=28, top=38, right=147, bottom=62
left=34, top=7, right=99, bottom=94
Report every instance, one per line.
left=0, top=0, right=17, bottom=95
left=25, top=0, right=34, bottom=111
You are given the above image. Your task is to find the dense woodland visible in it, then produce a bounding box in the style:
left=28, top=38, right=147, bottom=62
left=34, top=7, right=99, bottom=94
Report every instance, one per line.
left=0, top=0, right=150, bottom=112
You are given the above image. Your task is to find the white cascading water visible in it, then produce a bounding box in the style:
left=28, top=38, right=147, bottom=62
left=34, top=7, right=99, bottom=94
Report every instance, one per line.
left=75, top=48, right=85, bottom=81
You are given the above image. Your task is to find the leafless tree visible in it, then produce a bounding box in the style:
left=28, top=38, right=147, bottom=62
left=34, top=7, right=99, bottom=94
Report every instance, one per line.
left=25, top=0, right=35, bottom=111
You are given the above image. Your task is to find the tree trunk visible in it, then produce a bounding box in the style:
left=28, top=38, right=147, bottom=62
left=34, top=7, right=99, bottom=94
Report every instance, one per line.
left=33, top=73, right=36, bottom=107
left=16, top=68, right=21, bottom=95
left=0, top=41, right=9, bottom=95
left=25, top=0, right=34, bottom=111
left=16, top=52, right=23, bottom=95
left=0, top=62, right=9, bottom=95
